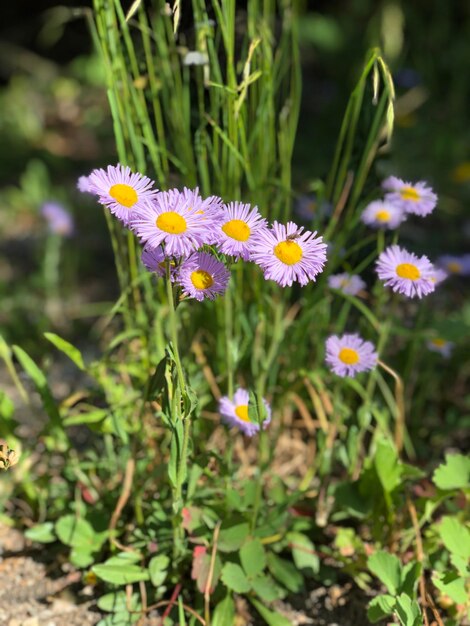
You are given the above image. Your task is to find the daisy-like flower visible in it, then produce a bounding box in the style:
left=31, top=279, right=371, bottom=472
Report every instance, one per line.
left=360, top=200, right=406, bottom=229
left=177, top=251, right=230, bottom=301
left=41, top=202, right=74, bottom=237
left=328, top=273, right=366, bottom=296
left=325, top=333, right=378, bottom=378
left=141, top=246, right=179, bottom=280
left=426, top=337, right=454, bottom=358
left=430, top=267, right=448, bottom=285
left=77, top=175, right=92, bottom=193
left=436, top=254, right=470, bottom=276
left=87, top=164, right=158, bottom=225
left=178, top=187, right=224, bottom=244
left=383, top=177, right=437, bottom=217
left=219, top=388, right=271, bottom=437
left=376, top=245, right=436, bottom=298
left=251, top=221, right=327, bottom=287
left=130, top=189, right=210, bottom=257
left=216, top=201, right=267, bottom=260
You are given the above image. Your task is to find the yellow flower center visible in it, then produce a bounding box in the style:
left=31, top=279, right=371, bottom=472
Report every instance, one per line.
left=274, top=240, right=303, bottom=265
left=396, top=263, right=421, bottom=280
left=235, top=405, right=250, bottom=422
left=190, top=270, right=214, bottom=290
left=109, top=183, right=138, bottom=208
left=447, top=262, right=462, bottom=274
left=340, top=279, right=350, bottom=288
left=400, top=186, right=420, bottom=202
left=431, top=338, right=446, bottom=347
left=338, top=348, right=360, bottom=365
left=222, top=219, right=251, bottom=242
left=375, top=209, right=391, bottom=222
left=156, top=211, right=187, bottom=234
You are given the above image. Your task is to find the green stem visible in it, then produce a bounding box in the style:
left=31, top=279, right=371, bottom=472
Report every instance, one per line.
left=166, top=264, right=186, bottom=396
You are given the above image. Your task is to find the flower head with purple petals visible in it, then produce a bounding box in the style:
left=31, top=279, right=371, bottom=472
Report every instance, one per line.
left=219, top=388, right=271, bottom=437
left=383, top=177, right=437, bottom=217
left=436, top=254, right=470, bottom=276
left=427, top=337, right=454, bottom=358
left=361, top=200, right=406, bottom=230
left=77, top=176, right=92, bottom=194
left=325, top=333, right=378, bottom=378
left=215, top=201, right=267, bottom=260
left=177, top=251, right=230, bottom=301
left=177, top=187, right=223, bottom=244
left=376, top=245, right=435, bottom=298
left=430, top=267, right=448, bottom=285
left=41, top=202, right=74, bottom=237
left=328, top=273, right=366, bottom=296
left=86, top=164, right=158, bottom=225
left=141, top=246, right=178, bottom=280
left=130, top=189, right=212, bottom=257
left=250, top=221, right=327, bottom=287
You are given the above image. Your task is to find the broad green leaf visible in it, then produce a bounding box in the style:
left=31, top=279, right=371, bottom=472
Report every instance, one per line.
left=221, top=563, right=251, bottom=594
left=63, top=409, right=108, bottom=427
left=367, top=550, right=402, bottom=595
left=96, top=612, right=137, bottom=626
left=401, top=561, right=422, bottom=596
left=438, top=516, right=470, bottom=561
left=212, top=593, right=235, bottom=626
left=97, top=591, right=141, bottom=613
left=70, top=548, right=94, bottom=568
left=394, top=593, right=423, bottom=626
left=44, top=332, right=85, bottom=370
left=149, top=554, right=170, bottom=587
left=287, top=532, right=319, bottom=575
left=55, top=515, right=95, bottom=549
left=433, top=454, right=470, bottom=490
left=249, top=598, right=291, bottom=626
left=267, top=553, right=304, bottom=594
left=251, top=574, right=280, bottom=602
left=218, top=523, right=250, bottom=552
left=374, top=439, right=402, bottom=494
left=433, top=571, right=468, bottom=605
left=25, top=522, right=56, bottom=544
left=240, top=539, right=266, bottom=578
left=93, top=562, right=150, bottom=585
left=367, top=594, right=396, bottom=622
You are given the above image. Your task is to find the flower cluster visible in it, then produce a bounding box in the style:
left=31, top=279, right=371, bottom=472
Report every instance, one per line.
left=78, top=164, right=328, bottom=300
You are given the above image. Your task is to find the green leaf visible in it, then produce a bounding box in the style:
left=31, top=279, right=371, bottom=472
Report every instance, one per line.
left=240, top=539, right=266, bottom=578
left=221, top=563, right=251, bottom=594
left=70, top=548, right=94, bottom=568
left=287, top=532, right=319, bottom=575
left=438, top=516, right=470, bottom=561
left=218, top=523, right=250, bottom=553
left=63, top=409, right=108, bottom=427
left=44, top=332, right=85, bottom=371
left=97, top=591, right=141, bottom=613
left=93, top=561, right=150, bottom=585
left=400, top=561, right=422, bottom=596
left=394, top=593, right=423, bottom=626
left=212, top=593, right=235, bottom=626
left=433, top=454, right=470, bottom=490
left=433, top=571, right=468, bottom=605
left=367, top=550, right=402, bottom=595
left=148, top=554, right=170, bottom=587
left=251, top=574, right=280, bottom=602
left=367, top=594, right=396, bottom=622
left=374, top=439, right=402, bottom=494
left=249, top=598, right=292, bottom=626
left=25, top=522, right=56, bottom=544
left=267, top=553, right=304, bottom=594
left=55, top=515, right=95, bottom=549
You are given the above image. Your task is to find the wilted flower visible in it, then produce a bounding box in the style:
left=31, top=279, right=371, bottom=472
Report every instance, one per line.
left=376, top=245, right=435, bottom=298
left=328, top=273, right=366, bottom=296
left=251, top=221, right=327, bottom=287
left=427, top=337, right=454, bottom=358
left=382, top=176, right=437, bottom=217
left=436, top=254, right=470, bottom=276
left=219, top=388, right=271, bottom=437
left=360, top=200, right=406, bottom=230
left=41, top=202, right=74, bottom=237
left=215, top=201, right=267, bottom=260
left=177, top=251, right=230, bottom=301
left=325, top=334, right=378, bottom=378
left=0, top=440, right=19, bottom=470
left=86, top=164, right=158, bottom=225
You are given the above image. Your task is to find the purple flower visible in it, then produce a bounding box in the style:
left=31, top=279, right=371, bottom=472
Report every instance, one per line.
left=376, top=245, right=435, bottom=298
left=41, top=202, right=74, bottom=237
left=382, top=177, right=437, bottom=217
left=219, top=388, right=271, bottom=437
left=250, top=221, right=327, bottom=287
left=86, top=164, right=158, bottom=225
left=141, top=246, right=179, bottom=281
left=77, top=176, right=92, bottom=193
left=177, top=187, right=224, bottom=244
left=430, top=267, right=448, bottom=285
left=361, top=200, right=406, bottom=230
left=294, top=194, right=333, bottom=222
left=325, top=333, right=378, bottom=378
left=177, top=251, right=230, bottom=301
left=328, top=273, right=366, bottom=296
left=436, top=254, right=470, bottom=276
left=426, top=337, right=454, bottom=358
left=215, top=201, right=267, bottom=260
left=130, top=189, right=210, bottom=258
